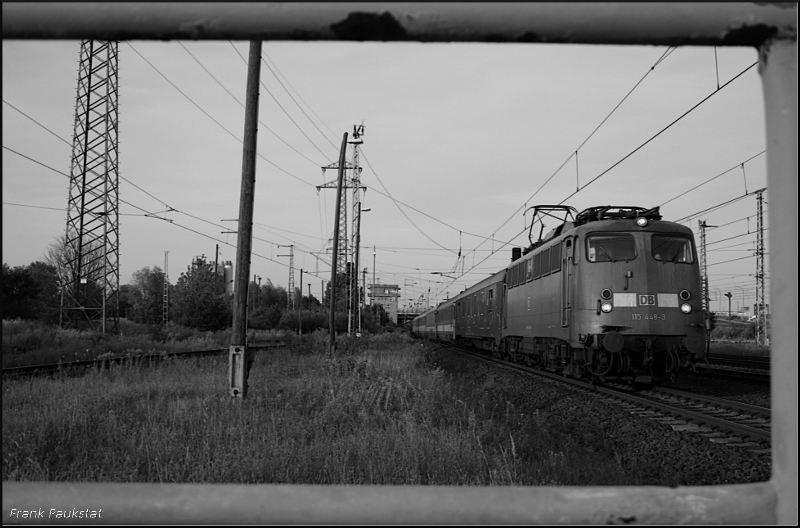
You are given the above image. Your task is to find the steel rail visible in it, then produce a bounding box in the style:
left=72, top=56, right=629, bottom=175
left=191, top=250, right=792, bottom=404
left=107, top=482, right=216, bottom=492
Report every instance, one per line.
left=1, top=342, right=284, bottom=378
left=707, top=353, right=771, bottom=369
left=696, top=368, right=771, bottom=385
left=604, top=388, right=771, bottom=444
left=654, top=386, right=770, bottom=417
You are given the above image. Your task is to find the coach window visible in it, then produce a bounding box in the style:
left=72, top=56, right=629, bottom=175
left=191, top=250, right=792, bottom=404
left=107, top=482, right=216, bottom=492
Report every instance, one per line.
left=652, top=234, right=694, bottom=263
left=587, top=234, right=636, bottom=262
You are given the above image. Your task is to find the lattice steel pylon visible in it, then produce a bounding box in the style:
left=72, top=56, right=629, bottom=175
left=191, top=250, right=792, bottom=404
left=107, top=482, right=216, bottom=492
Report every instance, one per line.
left=349, top=124, right=365, bottom=335
left=163, top=251, right=169, bottom=327
left=278, top=245, right=295, bottom=311
left=60, top=40, right=120, bottom=334
left=698, top=220, right=710, bottom=314
left=317, top=151, right=363, bottom=324
left=755, top=190, right=768, bottom=345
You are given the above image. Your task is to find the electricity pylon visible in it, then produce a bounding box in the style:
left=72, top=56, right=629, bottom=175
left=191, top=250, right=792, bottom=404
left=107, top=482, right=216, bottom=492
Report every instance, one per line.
left=60, top=40, right=120, bottom=334
left=349, top=124, right=365, bottom=335
left=163, top=251, right=169, bottom=327
left=278, top=245, right=295, bottom=311
left=317, top=127, right=365, bottom=333
left=755, top=190, right=768, bottom=345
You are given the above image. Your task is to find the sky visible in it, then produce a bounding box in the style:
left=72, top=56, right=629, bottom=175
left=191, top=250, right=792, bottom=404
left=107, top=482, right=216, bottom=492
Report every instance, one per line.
left=2, top=39, right=768, bottom=314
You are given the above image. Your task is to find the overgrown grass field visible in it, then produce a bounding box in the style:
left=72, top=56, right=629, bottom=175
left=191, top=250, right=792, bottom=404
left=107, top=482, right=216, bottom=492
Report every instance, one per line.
left=1, top=319, right=282, bottom=369
left=4, top=332, right=640, bottom=486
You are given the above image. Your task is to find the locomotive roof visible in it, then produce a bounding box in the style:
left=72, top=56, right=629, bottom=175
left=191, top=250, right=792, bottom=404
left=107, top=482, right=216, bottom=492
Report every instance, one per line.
left=421, top=205, right=692, bottom=316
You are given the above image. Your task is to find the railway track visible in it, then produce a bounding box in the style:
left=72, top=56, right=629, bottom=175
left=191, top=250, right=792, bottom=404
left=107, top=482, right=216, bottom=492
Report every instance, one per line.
left=443, top=344, right=771, bottom=451
left=691, top=353, right=771, bottom=385
left=690, top=365, right=770, bottom=385
left=1, top=342, right=285, bottom=378
left=706, top=353, right=770, bottom=370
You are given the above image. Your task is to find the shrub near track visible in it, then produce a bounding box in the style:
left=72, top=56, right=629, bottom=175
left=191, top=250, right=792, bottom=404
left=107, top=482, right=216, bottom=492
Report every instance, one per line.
left=5, top=332, right=643, bottom=485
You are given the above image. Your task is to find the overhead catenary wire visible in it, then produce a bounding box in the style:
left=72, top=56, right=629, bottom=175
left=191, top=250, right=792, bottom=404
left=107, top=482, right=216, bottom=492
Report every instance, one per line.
left=178, top=41, right=324, bottom=168
left=126, top=41, right=317, bottom=188
left=258, top=51, right=340, bottom=154
left=227, top=41, right=334, bottom=162
left=435, top=58, right=761, bottom=300
left=4, top=143, right=340, bottom=282
left=471, top=46, right=680, bottom=259
left=659, top=151, right=765, bottom=208
left=4, top=99, right=174, bottom=210
left=261, top=50, right=340, bottom=141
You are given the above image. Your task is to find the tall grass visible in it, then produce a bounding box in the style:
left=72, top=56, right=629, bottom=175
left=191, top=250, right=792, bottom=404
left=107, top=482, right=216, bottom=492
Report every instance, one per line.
left=709, top=341, right=770, bottom=357
left=1, top=319, right=238, bottom=368
left=3, top=332, right=637, bottom=485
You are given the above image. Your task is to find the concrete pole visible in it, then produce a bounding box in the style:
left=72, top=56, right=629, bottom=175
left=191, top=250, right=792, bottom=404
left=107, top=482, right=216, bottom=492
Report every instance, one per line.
left=328, top=132, right=348, bottom=356
left=229, top=40, right=261, bottom=399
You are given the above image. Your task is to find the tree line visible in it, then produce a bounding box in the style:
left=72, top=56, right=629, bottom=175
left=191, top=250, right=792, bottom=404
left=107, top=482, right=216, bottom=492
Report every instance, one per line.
left=3, top=243, right=393, bottom=334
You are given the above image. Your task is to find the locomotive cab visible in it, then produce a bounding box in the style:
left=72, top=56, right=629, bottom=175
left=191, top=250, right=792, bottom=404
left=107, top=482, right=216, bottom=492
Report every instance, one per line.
left=569, top=207, right=706, bottom=385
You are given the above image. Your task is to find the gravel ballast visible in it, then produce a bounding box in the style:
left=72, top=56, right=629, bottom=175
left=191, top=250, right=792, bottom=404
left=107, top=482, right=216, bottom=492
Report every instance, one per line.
left=428, top=345, right=771, bottom=486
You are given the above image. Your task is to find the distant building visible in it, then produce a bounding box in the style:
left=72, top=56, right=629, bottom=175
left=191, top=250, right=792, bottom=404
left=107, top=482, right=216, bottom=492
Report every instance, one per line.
left=369, top=283, right=400, bottom=324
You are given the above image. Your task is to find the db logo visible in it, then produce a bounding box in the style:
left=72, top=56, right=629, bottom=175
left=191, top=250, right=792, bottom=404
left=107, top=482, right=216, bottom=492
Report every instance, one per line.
left=639, top=294, right=656, bottom=306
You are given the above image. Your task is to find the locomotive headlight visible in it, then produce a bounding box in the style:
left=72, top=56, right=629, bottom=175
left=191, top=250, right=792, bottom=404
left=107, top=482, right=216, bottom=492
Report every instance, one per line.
left=636, top=217, right=648, bottom=227
left=601, top=302, right=613, bottom=313
left=601, top=289, right=613, bottom=300
left=681, top=303, right=692, bottom=314
left=679, top=290, right=691, bottom=301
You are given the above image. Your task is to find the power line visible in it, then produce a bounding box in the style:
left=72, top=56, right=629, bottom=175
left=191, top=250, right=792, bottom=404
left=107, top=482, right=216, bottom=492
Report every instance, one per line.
left=261, top=50, right=340, bottom=140
left=442, top=59, right=761, bottom=293
left=3, top=143, right=328, bottom=277
left=659, top=151, right=766, bottom=208
left=259, top=53, right=339, bottom=153
left=360, top=149, right=492, bottom=243
left=479, top=47, right=681, bottom=252
left=3, top=99, right=71, bottom=146
left=558, top=61, right=759, bottom=204
left=2, top=202, right=65, bottom=212
left=675, top=188, right=766, bottom=224
left=177, top=41, right=324, bottom=168
left=228, top=41, right=333, bottom=162
left=126, top=41, right=316, bottom=188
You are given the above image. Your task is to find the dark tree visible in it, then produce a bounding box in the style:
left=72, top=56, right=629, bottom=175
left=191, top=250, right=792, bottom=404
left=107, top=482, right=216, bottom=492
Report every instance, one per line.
left=1, top=263, right=40, bottom=320
left=171, top=255, right=231, bottom=331
left=118, top=284, right=132, bottom=319
left=127, top=266, right=168, bottom=325
left=26, top=261, right=60, bottom=324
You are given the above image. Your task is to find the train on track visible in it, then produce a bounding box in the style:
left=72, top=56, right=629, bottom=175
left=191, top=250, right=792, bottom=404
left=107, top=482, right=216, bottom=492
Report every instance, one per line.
left=412, top=205, right=707, bottom=386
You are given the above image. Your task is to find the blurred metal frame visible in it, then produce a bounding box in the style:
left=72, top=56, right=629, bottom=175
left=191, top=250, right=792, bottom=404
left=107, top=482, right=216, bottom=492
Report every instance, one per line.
left=3, top=3, right=796, bottom=525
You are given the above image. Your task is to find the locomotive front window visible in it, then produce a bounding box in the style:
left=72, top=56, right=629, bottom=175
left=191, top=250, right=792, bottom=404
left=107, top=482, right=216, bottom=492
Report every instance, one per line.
left=652, top=235, right=694, bottom=263
left=586, top=234, right=636, bottom=262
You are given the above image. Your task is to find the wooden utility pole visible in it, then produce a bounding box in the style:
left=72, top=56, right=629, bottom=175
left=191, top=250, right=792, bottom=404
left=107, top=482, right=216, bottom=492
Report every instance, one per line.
left=229, top=40, right=261, bottom=399
left=329, top=132, right=348, bottom=356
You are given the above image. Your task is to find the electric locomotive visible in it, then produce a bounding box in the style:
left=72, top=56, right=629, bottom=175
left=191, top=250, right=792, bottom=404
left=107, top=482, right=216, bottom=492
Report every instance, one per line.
left=413, top=205, right=707, bottom=386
